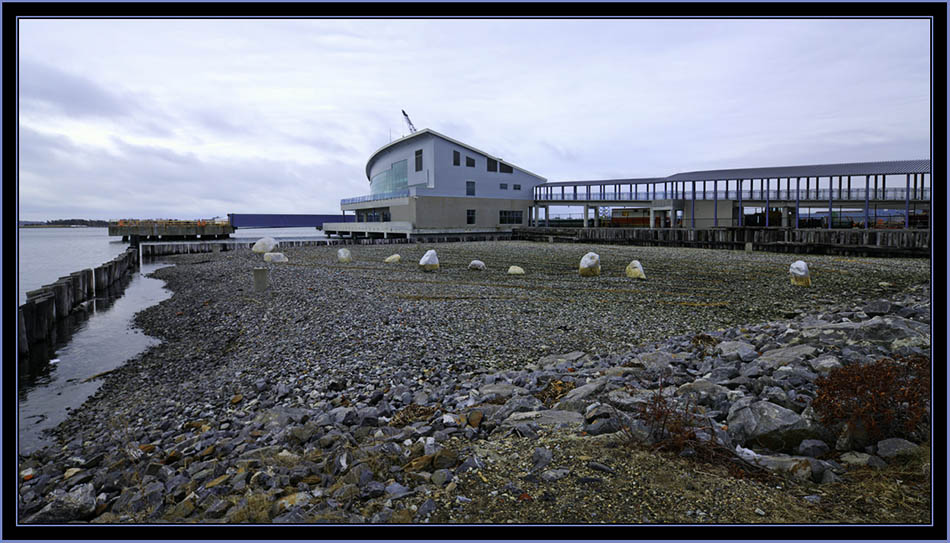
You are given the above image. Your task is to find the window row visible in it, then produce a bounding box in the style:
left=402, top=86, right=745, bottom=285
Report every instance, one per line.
left=464, top=209, right=524, bottom=225
left=453, top=150, right=513, bottom=173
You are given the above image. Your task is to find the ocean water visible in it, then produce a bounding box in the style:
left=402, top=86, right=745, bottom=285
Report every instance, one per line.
left=16, top=225, right=325, bottom=454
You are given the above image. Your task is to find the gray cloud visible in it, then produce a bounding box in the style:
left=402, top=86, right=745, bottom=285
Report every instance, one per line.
left=19, top=59, right=135, bottom=118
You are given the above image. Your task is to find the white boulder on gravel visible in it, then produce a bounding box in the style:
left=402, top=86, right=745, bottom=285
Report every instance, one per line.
left=508, top=265, right=525, bottom=275
left=251, top=237, right=277, bottom=254
left=419, top=250, right=439, bottom=271
left=468, top=260, right=486, bottom=270
left=384, top=254, right=401, bottom=263
left=263, top=252, right=288, bottom=263
left=338, top=248, right=353, bottom=263
left=790, top=260, right=811, bottom=286
left=579, top=252, right=601, bottom=277
left=625, top=260, right=646, bottom=279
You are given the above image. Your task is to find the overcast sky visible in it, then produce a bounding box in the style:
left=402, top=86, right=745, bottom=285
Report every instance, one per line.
left=18, top=18, right=930, bottom=221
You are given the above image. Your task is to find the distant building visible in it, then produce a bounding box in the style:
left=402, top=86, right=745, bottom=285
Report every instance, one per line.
left=322, top=129, right=546, bottom=239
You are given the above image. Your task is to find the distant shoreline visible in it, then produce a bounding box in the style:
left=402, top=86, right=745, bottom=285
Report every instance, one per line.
left=19, top=225, right=105, bottom=229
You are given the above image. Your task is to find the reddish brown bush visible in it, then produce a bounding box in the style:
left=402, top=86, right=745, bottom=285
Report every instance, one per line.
left=812, top=354, right=930, bottom=442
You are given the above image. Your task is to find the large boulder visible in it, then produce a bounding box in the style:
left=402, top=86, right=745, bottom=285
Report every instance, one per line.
left=337, top=248, right=353, bottom=263
left=507, top=266, right=525, bottom=275
left=726, top=400, right=819, bottom=451
left=755, top=344, right=816, bottom=370
left=579, top=252, right=601, bottom=277
left=501, top=410, right=585, bottom=429
left=468, top=260, right=486, bottom=270
left=384, top=254, right=401, bottom=264
left=789, top=260, right=811, bottom=287
left=554, top=377, right=608, bottom=412
left=419, top=250, right=439, bottom=272
left=263, top=252, right=288, bottom=263
left=252, top=237, right=278, bottom=254
left=25, top=483, right=96, bottom=523
left=625, top=260, right=646, bottom=280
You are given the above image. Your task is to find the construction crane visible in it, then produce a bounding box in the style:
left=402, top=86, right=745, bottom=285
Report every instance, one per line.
left=401, top=109, right=417, bottom=134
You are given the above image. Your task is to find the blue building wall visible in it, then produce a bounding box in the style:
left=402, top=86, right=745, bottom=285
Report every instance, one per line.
left=228, top=214, right=354, bottom=228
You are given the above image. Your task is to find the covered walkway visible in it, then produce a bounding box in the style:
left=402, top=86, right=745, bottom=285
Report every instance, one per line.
left=530, top=159, right=930, bottom=230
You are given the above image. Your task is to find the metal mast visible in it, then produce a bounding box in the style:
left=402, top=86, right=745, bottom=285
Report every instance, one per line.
left=401, top=109, right=417, bottom=134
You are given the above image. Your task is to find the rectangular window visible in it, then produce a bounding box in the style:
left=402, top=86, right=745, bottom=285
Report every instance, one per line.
left=466, top=181, right=475, bottom=196
left=499, top=210, right=524, bottom=225
left=466, top=156, right=475, bottom=167
left=453, top=150, right=460, bottom=166
left=513, top=184, right=521, bottom=190
left=415, top=149, right=423, bottom=172
left=499, top=163, right=513, bottom=174
left=466, top=209, right=475, bottom=225
left=500, top=183, right=508, bottom=190
left=487, top=158, right=498, bottom=172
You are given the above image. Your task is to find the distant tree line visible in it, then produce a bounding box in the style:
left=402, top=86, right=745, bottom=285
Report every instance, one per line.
left=32, top=219, right=110, bottom=227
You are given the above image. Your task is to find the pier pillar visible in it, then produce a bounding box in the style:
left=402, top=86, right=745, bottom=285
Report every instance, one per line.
left=583, top=205, right=589, bottom=229
left=253, top=268, right=269, bottom=292
left=649, top=208, right=655, bottom=229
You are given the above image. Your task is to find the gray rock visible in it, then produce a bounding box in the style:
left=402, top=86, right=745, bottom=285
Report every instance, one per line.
left=25, top=483, right=96, bottom=523
left=361, top=481, right=385, bottom=499
left=875, top=438, right=919, bottom=460
left=531, top=447, right=553, bottom=472
left=863, top=300, right=892, bottom=317
left=415, top=498, right=436, bottom=520
left=554, top=377, right=608, bottom=412
left=431, top=469, right=452, bottom=487
left=675, top=379, right=730, bottom=408
left=797, top=439, right=830, bottom=458
left=727, top=400, right=818, bottom=451
left=839, top=451, right=887, bottom=469
left=755, top=344, right=817, bottom=370
left=502, top=410, right=584, bottom=429
left=479, top=382, right=528, bottom=399
left=540, top=468, right=570, bottom=482
left=717, top=341, right=756, bottom=361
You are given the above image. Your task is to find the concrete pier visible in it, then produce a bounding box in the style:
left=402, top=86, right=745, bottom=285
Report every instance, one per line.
left=109, top=219, right=234, bottom=242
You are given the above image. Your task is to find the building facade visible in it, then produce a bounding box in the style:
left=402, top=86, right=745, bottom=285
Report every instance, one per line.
left=323, top=129, right=546, bottom=238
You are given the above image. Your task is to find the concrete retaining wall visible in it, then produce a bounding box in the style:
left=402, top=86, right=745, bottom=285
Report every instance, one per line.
left=19, top=247, right=139, bottom=364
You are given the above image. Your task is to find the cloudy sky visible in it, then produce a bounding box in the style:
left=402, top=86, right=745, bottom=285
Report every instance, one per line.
left=18, top=18, right=930, bottom=221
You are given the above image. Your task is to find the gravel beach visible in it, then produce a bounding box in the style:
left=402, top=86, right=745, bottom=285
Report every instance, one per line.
left=17, top=241, right=932, bottom=525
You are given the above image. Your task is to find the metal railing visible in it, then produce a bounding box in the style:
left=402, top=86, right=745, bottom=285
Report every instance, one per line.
left=341, top=190, right=411, bottom=206
left=534, top=187, right=931, bottom=202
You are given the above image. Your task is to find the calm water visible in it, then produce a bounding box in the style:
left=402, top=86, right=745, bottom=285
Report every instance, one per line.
left=16, top=226, right=324, bottom=455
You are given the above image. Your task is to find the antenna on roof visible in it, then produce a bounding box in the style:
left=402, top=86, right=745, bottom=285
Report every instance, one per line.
left=401, top=109, right=417, bottom=134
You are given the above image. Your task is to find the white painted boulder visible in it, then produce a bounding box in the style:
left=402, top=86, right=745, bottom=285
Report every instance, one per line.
left=789, top=260, right=811, bottom=287
left=579, top=252, right=601, bottom=277
left=337, top=248, right=353, bottom=263
left=508, top=265, right=525, bottom=275
left=468, top=260, right=486, bottom=270
left=384, top=254, right=401, bottom=264
left=251, top=237, right=277, bottom=254
left=419, top=250, right=439, bottom=272
left=625, top=260, right=646, bottom=280
left=263, top=252, right=288, bottom=263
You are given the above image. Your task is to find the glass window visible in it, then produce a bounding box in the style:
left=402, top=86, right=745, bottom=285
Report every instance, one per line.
left=499, top=210, right=523, bottom=225
left=513, top=184, right=521, bottom=190
left=500, top=183, right=508, bottom=190
left=370, top=159, right=408, bottom=195
left=453, top=150, right=460, bottom=166
left=415, top=149, right=423, bottom=172
left=500, top=163, right=513, bottom=174
left=487, top=158, right=497, bottom=172
left=466, top=209, right=475, bottom=225
left=466, top=181, right=475, bottom=196
left=466, top=156, right=475, bottom=167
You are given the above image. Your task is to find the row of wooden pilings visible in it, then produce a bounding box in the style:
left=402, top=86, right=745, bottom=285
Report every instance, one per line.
left=512, top=227, right=930, bottom=257
left=18, top=247, right=139, bottom=362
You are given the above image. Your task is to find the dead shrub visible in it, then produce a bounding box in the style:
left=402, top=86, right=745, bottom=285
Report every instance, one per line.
left=812, top=354, right=930, bottom=443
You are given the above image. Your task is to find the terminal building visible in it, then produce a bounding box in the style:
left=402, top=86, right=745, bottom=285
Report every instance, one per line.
left=323, top=129, right=930, bottom=239
left=322, top=129, right=546, bottom=239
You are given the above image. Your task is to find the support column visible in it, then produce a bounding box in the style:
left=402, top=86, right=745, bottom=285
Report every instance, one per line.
left=828, top=176, right=834, bottom=229
left=737, top=179, right=743, bottom=227
left=691, top=181, right=696, bottom=228
left=713, top=180, right=718, bottom=227
left=649, top=207, right=655, bottom=229
left=765, top=178, right=770, bottom=227
left=781, top=207, right=789, bottom=227
left=544, top=206, right=549, bottom=227
left=583, top=205, right=589, bottom=229
left=795, top=177, right=800, bottom=229
left=864, top=175, right=870, bottom=229
left=905, top=173, right=910, bottom=228
left=594, top=208, right=600, bottom=228
left=848, top=176, right=852, bottom=200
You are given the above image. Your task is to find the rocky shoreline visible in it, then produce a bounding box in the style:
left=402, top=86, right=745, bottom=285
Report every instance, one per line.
left=17, top=242, right=932, bottom=524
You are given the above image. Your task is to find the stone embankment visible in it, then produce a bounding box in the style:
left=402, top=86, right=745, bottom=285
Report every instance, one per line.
left=16, top=243, right=931, bottom=524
